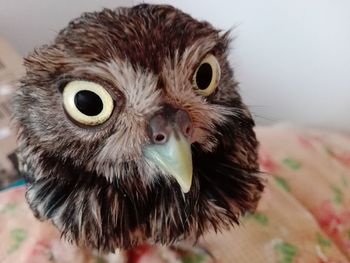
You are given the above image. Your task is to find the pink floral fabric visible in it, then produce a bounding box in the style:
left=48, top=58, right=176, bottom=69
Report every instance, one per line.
left=1, top=124, right=350, bottom=262
left=258, top=124, right=350, bottom=259
left=200, top=180, right=347, bottom=263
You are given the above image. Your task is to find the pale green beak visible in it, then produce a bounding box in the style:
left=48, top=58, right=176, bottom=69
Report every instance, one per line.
left=144, top=129, right=193, bottom=193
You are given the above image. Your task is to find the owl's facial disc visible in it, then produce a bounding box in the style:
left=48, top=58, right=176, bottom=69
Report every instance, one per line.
left=144, top=106, right=194, bottom=193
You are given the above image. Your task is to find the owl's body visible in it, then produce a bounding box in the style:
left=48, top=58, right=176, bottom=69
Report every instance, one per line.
left=13, top=4, right=263, bottom=251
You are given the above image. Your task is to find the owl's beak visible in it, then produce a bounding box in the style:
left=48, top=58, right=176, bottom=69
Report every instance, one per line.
left=144, top=130, right=193, bottom=193
left=144, top=107, right=193, bottom=193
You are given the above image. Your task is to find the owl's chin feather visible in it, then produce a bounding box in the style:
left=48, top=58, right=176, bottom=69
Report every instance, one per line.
left=23, top=113, right=264, bottom=252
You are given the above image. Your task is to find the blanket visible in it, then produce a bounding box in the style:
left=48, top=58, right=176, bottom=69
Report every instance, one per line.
left=1, top=124, right=350, bottom=262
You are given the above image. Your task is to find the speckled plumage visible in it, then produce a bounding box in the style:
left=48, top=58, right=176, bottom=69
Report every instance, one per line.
left=13, top=4, right=264, bottom=251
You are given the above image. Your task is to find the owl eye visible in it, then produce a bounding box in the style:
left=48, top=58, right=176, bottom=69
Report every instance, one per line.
left=62, top=80, right=114, bottom=126
left=192, top=54, right=221, bottom=96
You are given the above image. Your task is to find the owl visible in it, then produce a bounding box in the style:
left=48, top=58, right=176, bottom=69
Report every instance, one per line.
left=13, top=4, right=264, bottom=252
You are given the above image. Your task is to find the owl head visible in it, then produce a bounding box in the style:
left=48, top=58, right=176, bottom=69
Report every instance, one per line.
left=13, top=4, right=264, bottom=251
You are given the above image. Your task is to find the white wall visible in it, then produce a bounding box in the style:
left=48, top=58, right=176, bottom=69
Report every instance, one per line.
left=0, top=0, right=131, bottom=55
left=1, top=0, right=350, bottom=131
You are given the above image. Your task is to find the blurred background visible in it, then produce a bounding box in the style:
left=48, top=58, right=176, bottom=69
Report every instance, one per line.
left=0, top=0, right=349, bottom=131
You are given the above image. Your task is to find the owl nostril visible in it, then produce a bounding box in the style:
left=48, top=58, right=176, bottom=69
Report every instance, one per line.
left=183, top=124, right=193, bottom=138
left=154, top=133, right=167, bottom=144
left=175, top=110, right=193, bottom=140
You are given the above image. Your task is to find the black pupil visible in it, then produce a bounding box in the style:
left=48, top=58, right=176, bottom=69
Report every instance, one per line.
left=196, top=63, right=213, bottom=90
left=74, top=90, right=103, bottom=116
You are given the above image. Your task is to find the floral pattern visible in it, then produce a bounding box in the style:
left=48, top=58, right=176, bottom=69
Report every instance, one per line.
left=257, top=125, right=350, bottom=261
